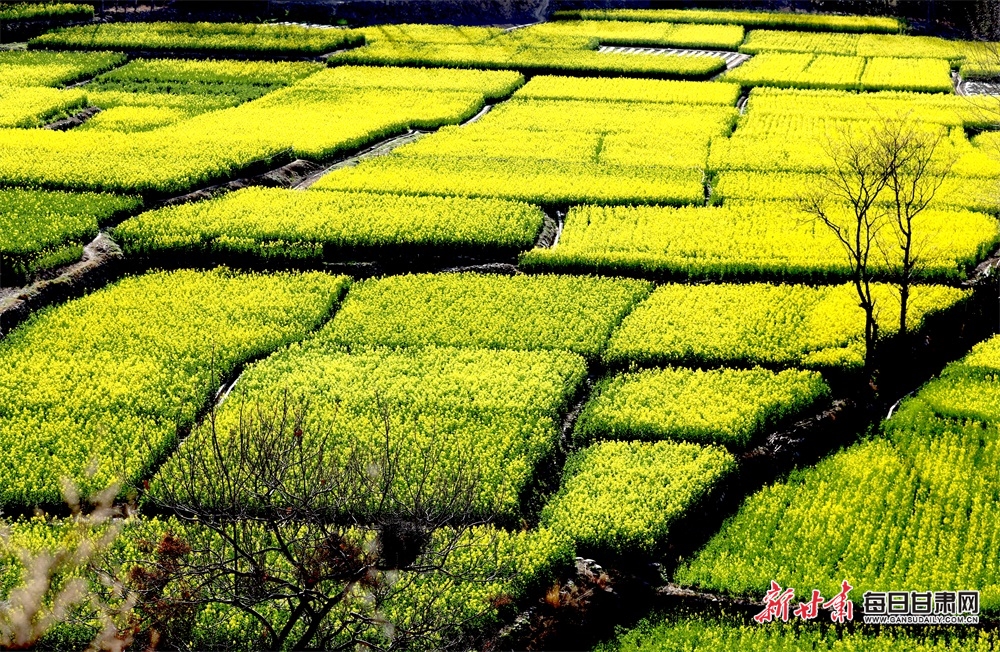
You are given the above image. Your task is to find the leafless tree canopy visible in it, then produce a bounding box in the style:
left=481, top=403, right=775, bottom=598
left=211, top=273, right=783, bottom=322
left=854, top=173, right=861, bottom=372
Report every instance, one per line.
left=0, top=483, right=134, bottom=652
left=801, top=114, right=954, bottom=380
left=109, top=392, right=515, bottom=651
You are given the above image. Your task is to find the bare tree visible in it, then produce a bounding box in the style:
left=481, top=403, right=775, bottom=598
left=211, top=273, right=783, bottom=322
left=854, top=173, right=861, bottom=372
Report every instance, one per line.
left=803, top=121, right=891, bottom=378
left=802, top=115, right=954, bottom=382
left=112, top=391, right=519, bottom=651
left=876, top=119, right=955, bottom=336
left=0, top=481, right=134, bottom=651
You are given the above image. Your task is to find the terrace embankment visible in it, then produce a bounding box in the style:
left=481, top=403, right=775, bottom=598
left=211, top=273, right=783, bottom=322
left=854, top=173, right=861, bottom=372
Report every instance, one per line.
left=492, top=271, right=1000, bottom=650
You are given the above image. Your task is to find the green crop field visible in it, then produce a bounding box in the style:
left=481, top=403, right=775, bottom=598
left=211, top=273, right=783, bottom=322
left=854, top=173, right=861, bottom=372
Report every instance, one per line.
left=2, top=5, right=1000, bottom=650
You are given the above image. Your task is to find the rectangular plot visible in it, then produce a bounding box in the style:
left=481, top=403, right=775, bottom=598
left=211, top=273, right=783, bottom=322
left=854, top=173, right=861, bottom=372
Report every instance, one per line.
left=113, top=187, right=545, bottom=261
left=0, top=50, right=124, bottom=87
left=151, top=345, right=587, bottom=518
left=1, top=188, right=141, bottom=284
left=323, top=272, right=652, bottom=358
left=30, top=21, right=363, bottom=55
left=739, top=29, right=860, bottom=55
left=575, top=366, right=829, bottom=448
left=722, top=52, right=865, bottom=90
left=541, top=440, right=735, bottom=553
left=0, top=85, right=84, bottom=128
left=568, top=8, right=903, bottom=33
left=311, top=155, right=707, bottom=206
left=393, top=124, right=603, bottom=163
left=604, top=282, right=969, bottom=370
left=329, top=42, right=726, bottom=79
left=519, top=20, right=744, bottom=50
left=486, top=97, right=737, bottom=135
left=513, top=74, right=741, bottom=105
left=860, top=56, right=954, bottom=93
left=0, top=269, right=349, bottom=507
left=302, top=64, right=524, bottom=98
left=711, top=170, right=1000, bottom=213
left=521, top=202, right=998, bottom=283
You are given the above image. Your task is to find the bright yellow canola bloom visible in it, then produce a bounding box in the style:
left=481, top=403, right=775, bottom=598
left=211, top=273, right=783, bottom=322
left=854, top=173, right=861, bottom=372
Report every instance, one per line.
left=541, top=440, right=736, bottom=553
left=602, top=613, right=1000, bottom=650
left=0, top=515, right=571, bottom=650
left=512, top=74, right=742, bottom=105
left=114, top=186, right=545, bottom=258
left=0, top=86, right=85, bottom=128
left=314, top=96, right=734, bottom=205
left=722, top=52, right=953, bottom=93
left=604, top=282, right=969, bottom=370
left=574, top=366, right=829, bottom=448
left=571, top=7, right=902, bottom=33
left=518, top=19, right=745, bottom=50
left=324, top=272, right=652, bottom=358
left=0, top=269, right=348, bottom=507
left=151, top=344, right=587, bottom=517
left=31, top=21, right=363, bottom=55
left=521, top=201, right=998, bottom=282
left=0, top=66, right=519, bottom=194
left=0, top=50, right=123, bottom=87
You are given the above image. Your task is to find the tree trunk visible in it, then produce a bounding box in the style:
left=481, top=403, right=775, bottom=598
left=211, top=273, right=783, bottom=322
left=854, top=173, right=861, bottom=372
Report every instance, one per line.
left=899, top=283, right=910, bottom=338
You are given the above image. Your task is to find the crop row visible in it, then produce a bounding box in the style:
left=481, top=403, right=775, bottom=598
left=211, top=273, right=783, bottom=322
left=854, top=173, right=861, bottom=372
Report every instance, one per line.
left=0, top=49, right=125, bottom=87
left=1, top=188, right=141, bottom=284
left=151, top=343, right=587, bottom=518
left=721, top=52, right=954, bottom=93
left=303, top=64, right=524, bottom=97
left=1, top=515, right=570, bottom=650
left=512, top=74, right=741, bottom=105
left=0, top=66, right=516, bottom=194
left=476, top=96, right=738, bottom=134
left=0, top=2, right=93, bottom=22
left=314, top=155, right=707, bottom=206
left=600, top=615, right=1000, bottom=651
left=359, top=23, right=503, bottom=45
left=960, top=59, right=1000, bottom=81
left=113, top=186, right=546, bottom=260
left=517, top=19, right=746, bottom=50
left=329, top=43, right=727, bottom=79
left=30, top=21, right=364, bottom=55
left=556, top=8, right=904, bottom=33
left=712, top=170, right=999, bottom=213
left=740, top=29, right=980, bottom=61
left=574, top=366, right=829, bottom=449
left=520, top=202, right=998, bottom=282
left=540, top=440, right=736, bottom=554
left=0, top=85, right=85, bottom=128
left=675, top=332, right=1000, bottom=614
left=0, top=269, right=347, bottom=507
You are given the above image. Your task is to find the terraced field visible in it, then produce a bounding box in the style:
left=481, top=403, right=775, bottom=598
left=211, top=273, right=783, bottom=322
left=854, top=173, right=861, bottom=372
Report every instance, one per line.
left=2, top=6, right=1000, bottom=651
